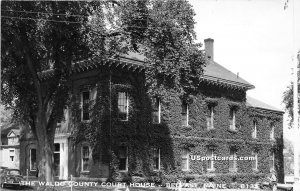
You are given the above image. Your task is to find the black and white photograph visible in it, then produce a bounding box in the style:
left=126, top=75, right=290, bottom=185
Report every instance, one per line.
left=1, top=0, right=300, bottom=191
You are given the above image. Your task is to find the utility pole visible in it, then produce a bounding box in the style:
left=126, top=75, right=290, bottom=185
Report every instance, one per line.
left=291, top=0, right=300, bottom=184
left=284, top=0, right=299, bottom=185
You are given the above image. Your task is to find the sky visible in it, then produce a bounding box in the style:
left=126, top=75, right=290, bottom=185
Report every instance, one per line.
left=188, top=0, right=300, bottom=141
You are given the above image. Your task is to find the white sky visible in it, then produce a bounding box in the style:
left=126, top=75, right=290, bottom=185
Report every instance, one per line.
left=188, top=0, right=300, bottom=141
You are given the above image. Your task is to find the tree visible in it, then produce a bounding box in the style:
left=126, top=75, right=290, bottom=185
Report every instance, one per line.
left=283, top=51, right=300, bottom=127
left=1, top=2, right=94, bottom=189
left=1, top=0, right=205, bottom=188
left=89, top=0, right=205, bottom=98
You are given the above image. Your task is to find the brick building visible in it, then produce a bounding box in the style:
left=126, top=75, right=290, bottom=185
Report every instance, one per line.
left=19, top=39, right=284, bottom=184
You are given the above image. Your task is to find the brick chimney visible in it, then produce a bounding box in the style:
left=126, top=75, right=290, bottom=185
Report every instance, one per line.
left=204, top=38, right=214, bottom=61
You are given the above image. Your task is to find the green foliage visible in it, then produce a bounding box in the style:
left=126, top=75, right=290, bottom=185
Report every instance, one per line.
left=88, top=0, right=206, bottom=98
left=282, top=51, right=300, bottom=127
left=69, top=67, right=284, bottom=184
left=1, top=1, right=93, bottom=127
left=1, top=1, right=97, bottom=184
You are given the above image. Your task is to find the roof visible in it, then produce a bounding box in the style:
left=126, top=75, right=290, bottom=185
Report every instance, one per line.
left=40, top=52, right=254, bottom=90
left=203, top=60, right=254, bottom=90
left=246, top=96, right=284, bottom=113
left=7, top=129, right=21, bottom=137
left=1, top=124, right=19, bottom=136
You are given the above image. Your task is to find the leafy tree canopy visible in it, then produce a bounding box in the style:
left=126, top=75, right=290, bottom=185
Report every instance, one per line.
left=282, top=52, right=300, bottom=127
left=88, top=0, right=206, bottom=98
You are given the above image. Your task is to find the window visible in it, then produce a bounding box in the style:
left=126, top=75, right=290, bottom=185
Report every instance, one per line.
left=252, top=151, right=258, bottom=170
left=30, top=149, right=37, bottom=171
left=181, top=102, right=189, bottom=126
left=81, top=145, right=90, bottom=172
left=229, top=148, right=237, bottom=171
left=9, top=150, right=15, bottom=161
left=152, top=97, right=161, bottom=124
left=80, top=88, right=97, bottom=121
left=207, top=149, right=214, bottom=170
left=81, top=91, right=90, bottom=121
left=207, top=105, right=214, bottom=129
left=54, top=143, right=60, bottom=176
left=269, top=151, right=275, bottom=171
left=153, top=148, right=160, bottom=170
left=270, top=125, right=275, bottom=140
left=252, top=121, right=257, bottom=139
left=181, top=149, right=189, bottom=171
left=118, top=92, right=129, bottom=121
left=229, top=108, right=236, bottom=130
left=119, top=146, right=128, bottom=171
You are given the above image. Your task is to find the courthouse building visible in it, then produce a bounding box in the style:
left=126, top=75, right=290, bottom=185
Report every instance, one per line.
left=19, top=39, right=284, bottom=184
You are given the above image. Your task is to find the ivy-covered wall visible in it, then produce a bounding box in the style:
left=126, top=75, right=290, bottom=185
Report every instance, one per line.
left=68, top=66, right=284, bottom=184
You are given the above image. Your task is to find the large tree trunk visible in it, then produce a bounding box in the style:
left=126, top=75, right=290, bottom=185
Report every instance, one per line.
left=35, top=109, right=56, bottom=191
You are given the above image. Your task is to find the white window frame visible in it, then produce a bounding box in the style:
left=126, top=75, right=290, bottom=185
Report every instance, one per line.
left=270, top=126, right=275, bottom=140
left=252, top=121, right=257, bottom=139
left=153, top=148, right=161, bottom=170
left=81, top=144, right=90, bottom=172
left=252, top=151, right=258, bottom=170
left=30, top=148, right=37, bottom=171
left=229, top=108, right=236, bottom=130
left=118, top=92, right=129, bottom=121
left=207, top=105, right=214, bottom=129
left=270, top=151, right=275, bottom=171
left=182, top=103, right=189, bottom=126
left=207, top=149, right=214, bottom=171
left=152, top=98, right=161, bottom=124
left=181, top=149, right=189, bottom=171
left=119, top=146, right=128, bottom=171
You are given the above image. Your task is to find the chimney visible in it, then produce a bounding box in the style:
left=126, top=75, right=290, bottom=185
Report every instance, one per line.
left=204, top=38, right=214, bottom=61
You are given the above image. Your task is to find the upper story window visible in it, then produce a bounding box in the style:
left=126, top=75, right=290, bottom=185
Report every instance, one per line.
left=152, top=97, right=161, bottom=124
left=207, top=105, right=214, bottom=130
left=229, top=108, right=236, bottom=130
left=119, top=146, right=128, bottom=171
left=81, top=91, right=90, bottom=121
left=229, top=148, right=237, bottom=172
left=252, top=151, right=258, bottom=171
left=80, top=88, right=97, bottom=122
left=207, top=148, right=214, bottom=171
left=252, top=121, right=257, bottom=139
left=270, top=125, right=275, bottom=140
left=181, top=149, right=189, bottom=171
left=152, top=147, right=160, bottom=170
left=81, top=145, right=90, bottom=172
left=181, top=102, right=189, bottom=126
left=118, top=92, right=129, bottom=121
